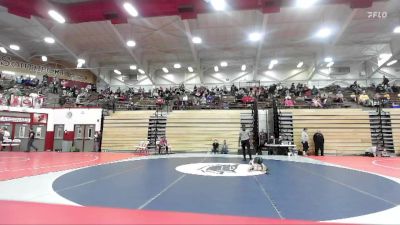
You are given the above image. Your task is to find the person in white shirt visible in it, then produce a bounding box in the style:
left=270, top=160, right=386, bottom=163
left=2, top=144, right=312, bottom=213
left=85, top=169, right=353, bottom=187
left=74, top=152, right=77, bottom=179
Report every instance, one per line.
left=3, top=127, right=10, bottom=140
left=239, top=124, right=252, bottom=161
left=1, top=127, right=10, bottom=151
left=301, top=128, right=309, bottom=156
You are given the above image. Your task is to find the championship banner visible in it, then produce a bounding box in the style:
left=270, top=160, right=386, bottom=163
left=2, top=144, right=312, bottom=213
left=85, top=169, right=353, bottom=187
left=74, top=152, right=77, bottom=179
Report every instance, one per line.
left=10, top=95, right=21, bottom=107
left=21, top=96, right=33, bottom=107
left=33, top=96, right=44, bottom=108
left=0, top=55, right=96, bottom=84
left=32, top=113, right=47, bottom=124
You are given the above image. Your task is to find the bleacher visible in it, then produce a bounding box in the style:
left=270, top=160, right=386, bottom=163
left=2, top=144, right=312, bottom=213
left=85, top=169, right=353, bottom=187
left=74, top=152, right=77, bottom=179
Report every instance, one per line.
left=385, top=109, right=400, bottom=154
left=165, top=110, right=243, bottom=152
left=102, top=111, right=155, bottom=151
left=281, top=109, right=372, bottom=155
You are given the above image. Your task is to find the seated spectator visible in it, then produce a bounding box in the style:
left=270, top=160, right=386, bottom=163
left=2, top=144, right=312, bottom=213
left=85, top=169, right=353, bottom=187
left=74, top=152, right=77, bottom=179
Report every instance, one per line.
left=312, top=97, right=323, bottom=108
left=358, top=91, right=371, bottom=106
left=382, top=92, right=390, bottom=104
left=212, top=139, right=219, bottom=154
left=220, top=140, right=228, bottom=154
left=391, top=83, right=398, bottom=93
left=334, top=91, right=344, bottom=103
left=350, top=81, right=361, bottom=94
left=311, top=86, right=319, bottom=96
left=158, top=136, right=169, bottom=154
left=376, top=84, right=385, bottom=93
left=283, top=96, right=295, bottom=107
left=303, top=85, right=312, bottom=98
left=350, top=92, right=357, bottom=102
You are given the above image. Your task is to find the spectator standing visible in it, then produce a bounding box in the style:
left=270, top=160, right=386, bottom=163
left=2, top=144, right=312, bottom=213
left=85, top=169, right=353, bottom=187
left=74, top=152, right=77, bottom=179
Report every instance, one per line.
left=0, top=128, right=4, bottom=151
left=313, top=130, right=325, bottom=156
left=383, top=76, right=389, bottom=86
left=27, top=128, right=38, bottom=152
left=94, top=131, right=102, bottom=152
left=301, top=128, right=309, bottom=156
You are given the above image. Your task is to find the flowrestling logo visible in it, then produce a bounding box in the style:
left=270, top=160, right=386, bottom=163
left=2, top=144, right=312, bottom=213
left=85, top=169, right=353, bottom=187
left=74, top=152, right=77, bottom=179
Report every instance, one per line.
left=176, top=163, right=265, bottom=177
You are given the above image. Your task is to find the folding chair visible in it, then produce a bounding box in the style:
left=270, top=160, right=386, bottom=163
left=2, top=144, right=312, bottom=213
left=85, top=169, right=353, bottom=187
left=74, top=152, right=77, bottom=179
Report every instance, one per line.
left=134, top=141, right=149, bottom=155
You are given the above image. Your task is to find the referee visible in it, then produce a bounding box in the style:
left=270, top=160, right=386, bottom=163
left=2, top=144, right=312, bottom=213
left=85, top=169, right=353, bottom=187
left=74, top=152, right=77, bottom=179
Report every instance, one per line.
left=239, top=124, right=252, bottom=161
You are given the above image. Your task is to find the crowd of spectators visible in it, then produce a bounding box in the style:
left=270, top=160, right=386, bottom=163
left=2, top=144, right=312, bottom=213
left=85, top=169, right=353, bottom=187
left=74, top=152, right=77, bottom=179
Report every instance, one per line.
left=2, top=71, right=400, bottom=110
left=350, top=76, right=400, bottom=107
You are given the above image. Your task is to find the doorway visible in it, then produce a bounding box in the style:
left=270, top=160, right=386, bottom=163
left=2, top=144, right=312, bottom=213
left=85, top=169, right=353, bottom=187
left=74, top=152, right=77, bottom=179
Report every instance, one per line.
left=74, top=124, right=95, bottom=152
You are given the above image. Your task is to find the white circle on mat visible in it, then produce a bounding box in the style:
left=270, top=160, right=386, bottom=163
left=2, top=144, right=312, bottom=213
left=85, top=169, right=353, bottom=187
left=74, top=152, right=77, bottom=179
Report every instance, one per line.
left=176, top=163, right=265, bottom=177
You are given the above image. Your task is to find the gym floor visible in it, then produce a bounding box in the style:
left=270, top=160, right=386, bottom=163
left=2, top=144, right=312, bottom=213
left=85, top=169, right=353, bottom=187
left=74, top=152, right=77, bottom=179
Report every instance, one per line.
left=0, top=152, right=399, bottom=224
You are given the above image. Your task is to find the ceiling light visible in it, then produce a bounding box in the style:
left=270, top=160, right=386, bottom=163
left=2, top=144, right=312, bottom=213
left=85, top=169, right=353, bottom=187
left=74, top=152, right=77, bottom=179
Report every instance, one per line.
left=188, top=67, right=194, bottom=72
left=241, top=64, right=246, bottom=71
left=130, top=65, right=137, bottom=70
left=77, top=58, right=85, bottom=68
left=271, top=59, right=278, bottom=65
left=268, top=64, right=274, bottom=70
left=126, top=40, right=136, bottom=47
left=44, top=37, right=55, bottom=44
left=192, top=37, right=202, bottom=44
left=315, top=28, right=333, bottom=38
left=296, top=0, right=319, bottom=8
left=327, top=62, right=334, bottom=67
left=387, top=60, right=398, bottom=66
left=220, top=61, right=228, bottom=67
left=114, top=69, right=122, bottom=75
left=210, top=0, right=227, bottom=11
left=297, top=61, right=304, bottom=68
left=174, top=63, right=181, bottom=69
left=2, top=70, right=15, bottom=75
left=393, top=26, right=400, bottom=34
left=214, top=66, right=219, bottom=72
left=138, top=69, right=145, bottom=74
left=379, top=53, right=392, bottom=60
left=77, top=58, right=85, bottom=64
left=123, top=2, right=139, bottom=17
left=0, top=47, right=6, bottom=54
left=162, top=67, right=169, bottom=73
left=324, top=57, right=333, bottom=63
left=48, top=10, right=66, bottom=23
left=249, top=32, right=262, bottom=42
left=9, top=44, right=20, bottom=51
left=41, top=56, right=47, bottom=62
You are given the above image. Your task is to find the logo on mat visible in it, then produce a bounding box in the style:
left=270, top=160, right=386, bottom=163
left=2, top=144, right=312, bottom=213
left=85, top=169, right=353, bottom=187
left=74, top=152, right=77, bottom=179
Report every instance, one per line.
left=176, top=163, right=264, bottom=177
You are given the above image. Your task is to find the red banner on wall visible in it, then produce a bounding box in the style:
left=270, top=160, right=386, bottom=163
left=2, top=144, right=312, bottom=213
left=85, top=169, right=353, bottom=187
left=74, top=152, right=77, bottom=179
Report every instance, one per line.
left=10, top=95, right=21, bottom=107
left=32, top=113, right=48, bottom=124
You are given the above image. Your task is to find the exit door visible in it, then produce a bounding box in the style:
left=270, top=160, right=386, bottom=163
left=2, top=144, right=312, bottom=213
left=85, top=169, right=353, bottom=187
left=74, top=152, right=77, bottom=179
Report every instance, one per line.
left=74, top=125, right=95, bottom=152
left=53, top=125, right=64, bottom=151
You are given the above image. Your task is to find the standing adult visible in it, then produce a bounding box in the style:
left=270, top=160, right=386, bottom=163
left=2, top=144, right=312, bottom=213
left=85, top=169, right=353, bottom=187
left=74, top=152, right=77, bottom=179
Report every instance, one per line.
left=301, top=128, right=309, bottom=156
left=239, top=124, right=252, bottom=161
left=27, top=128, right=38, bottom=152
left=313, top=130, right=324, bottom=156
left=94, top=131, right=102, bottom=152
left=0, top=128, right=4, bottom=151
left=2, top=127, right=9, bottom=139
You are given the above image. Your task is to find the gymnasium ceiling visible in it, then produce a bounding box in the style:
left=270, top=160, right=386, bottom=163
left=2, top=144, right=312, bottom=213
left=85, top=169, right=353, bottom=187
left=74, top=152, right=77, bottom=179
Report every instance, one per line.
left=0, top=0, right=399, bottom=83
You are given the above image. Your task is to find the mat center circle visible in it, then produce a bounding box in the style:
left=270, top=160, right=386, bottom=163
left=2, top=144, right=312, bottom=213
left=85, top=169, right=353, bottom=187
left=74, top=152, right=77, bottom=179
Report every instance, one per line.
left=176, top=162, right=265, bottom=176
